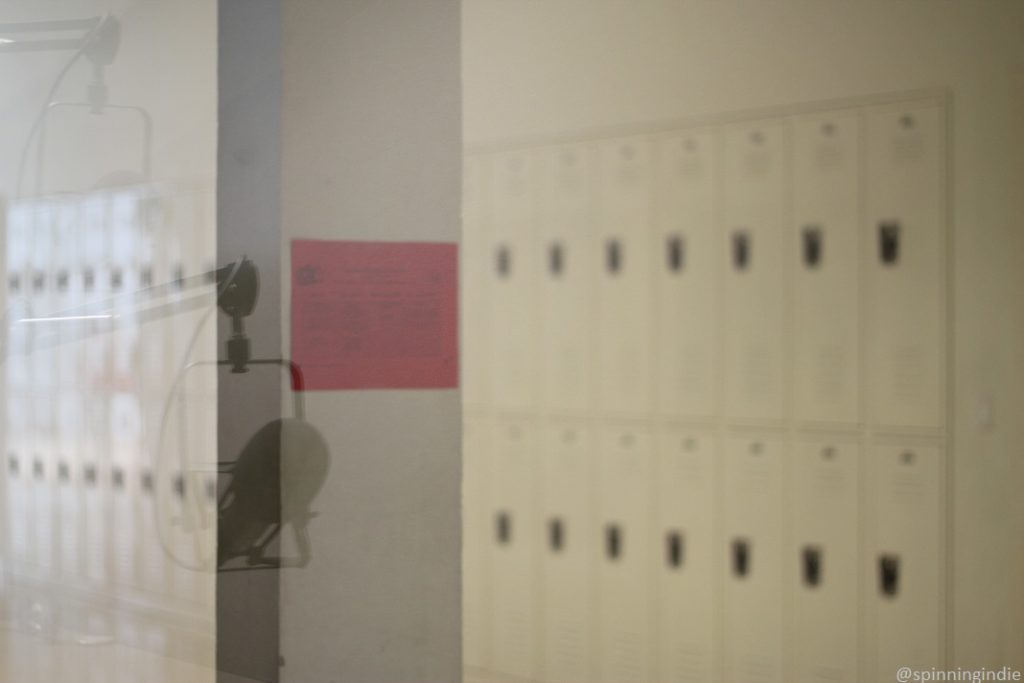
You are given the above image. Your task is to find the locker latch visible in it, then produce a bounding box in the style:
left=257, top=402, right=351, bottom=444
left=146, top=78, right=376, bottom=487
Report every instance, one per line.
left=606, top=239, right=623, bottom=275
left=549, top=242, right=564, bottom=277
left=802, top=226, right=823, bottom=269
left=732, top=538, right=751, bottom=578
left=666, top=530, right=685, bottom=569
left=495, top=510, right=512, bottom=545
left=667, top=234, right=685, bottom=273
left=879, top=554, right=900, bottom=598
left=605, top=523, right=623, bottom=561
left=496, top=245, right=512, bottom=278
left=549, top=517, right=565, bottom=552
left=802, top=545, right=823, bottom=588
left=732, top=231, right=751, bottom=271
left=879, top=221, right=900, bottom=266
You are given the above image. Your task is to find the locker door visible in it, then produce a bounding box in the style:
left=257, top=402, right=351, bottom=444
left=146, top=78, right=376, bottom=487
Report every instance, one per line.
left=721, top=122, right=788, bottom=422
left=463, top=416, right=491, bottom=671
left=654, top=131, right=718, bottom=419
left=594, top=138, right=654, bottom=416
left=488, top=418, right=539, bottom=680
left=864, top=102, right=945, bottom=429
left=791, top=439, right=859, bottom=683
left=489, top=150, right=538, bottom=411
left=539, top=421, right=593, bottom=682
left=722, top=433, right=785, bottom=683
left=462, top=155, right=492, bottom=409
left=538, top=144, right=594, bottom=414
left=792, top=112, right=861, bottom=425
left=867, top=443, right=943, bottom=679
left=596, top=424, right=654, bottom=682
left=655, top=428, right=717, bottom=683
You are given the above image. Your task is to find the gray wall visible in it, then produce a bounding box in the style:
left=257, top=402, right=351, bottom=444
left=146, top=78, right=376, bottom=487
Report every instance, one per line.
left=278, top=1, right=462, bottom=682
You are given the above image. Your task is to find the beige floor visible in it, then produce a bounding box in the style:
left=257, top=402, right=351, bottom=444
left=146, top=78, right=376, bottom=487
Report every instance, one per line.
left=0, top=625, right=216, bottom=683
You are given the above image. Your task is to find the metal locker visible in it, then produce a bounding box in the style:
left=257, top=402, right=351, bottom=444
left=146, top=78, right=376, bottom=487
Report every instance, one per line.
left=462, top=416, right=491, bottom=671
left=488, top=149, right=539, bottom=411
left=722, top=433, right=785, bottom=683
left=791, top=438, right=859, bottom=682
left=792, top=112, right=861, bottom=425
left=866, top=443, right=943, bottom=679
left=539, top=420, right=594, bottom=683
left=655, top=428, right=717, bottom=683
left=721, top=122, right=788, bottom=422
left=654, top=131, right=718, bottom=420
left=864, top=102, right=945, bottom=429
left=594, top=137, right=654, bottom=416
left=596, top=423, right=654, bottom=683
left=537, top=144, right=595, bottom=414
left=488, top=417, right=540, bottom=680
left=461, top=155, right=492, bottom=409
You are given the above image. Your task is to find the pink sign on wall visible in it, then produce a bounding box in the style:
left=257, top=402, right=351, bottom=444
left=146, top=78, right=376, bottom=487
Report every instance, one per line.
left=291, top=240, right=458, bottom=390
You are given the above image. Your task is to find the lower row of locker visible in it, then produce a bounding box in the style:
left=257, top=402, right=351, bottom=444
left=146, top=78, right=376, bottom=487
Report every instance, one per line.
left=463, top=417, right=944, bottom=683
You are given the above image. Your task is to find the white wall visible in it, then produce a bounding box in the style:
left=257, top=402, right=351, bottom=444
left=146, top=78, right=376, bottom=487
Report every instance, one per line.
left=463, top=0, right=1024, bottom=670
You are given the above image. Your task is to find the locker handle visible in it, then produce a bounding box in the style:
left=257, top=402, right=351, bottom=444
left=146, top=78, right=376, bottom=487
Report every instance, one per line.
left=802, top=545, right=823, bottom=588
left=666, top=530, right=685, bottom=569
left=879, top=221, right=900, bottom=265
left=879, top=554, right=900, bottom=598
left=57, top=462, right=69, bottom=483
left=549, top=517, right=565, bottom=552
left=7, top=455, right=18, bottom=476
left=732, top=231, right=751, bottom=271
left=495, top=245, right=512, bottom=278
left=84, top=464, right=97, bottom=486
left=731, top=538, right=751, bottom=578
left=802, top=226, right=823, bottom=269
left=605, top=523, right=623, bottom=561
left=666, top=234, right=685, bottom=273
left=549, top=242, right=564, bottom=277
left=606, top=239, right=623, bottom=275
left=32, top=457, right=44, bottom=480
left=495, top=511, right=512, bottom=546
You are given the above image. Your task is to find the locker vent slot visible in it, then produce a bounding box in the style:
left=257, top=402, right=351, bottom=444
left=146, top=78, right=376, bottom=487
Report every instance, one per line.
left=605, top=523, right=623, bottom=560
left=802, top=225, right=823, bottom=268
left=731, top=538, right=751, bottom=578
left=802, top=545, right=823, bottom=588
left=495, top=245, right=512, bottom=278
left=606, top=239, right=623, bottom=274
left=667, top=234, right=685, bottom=273
left=549, top=517, right=565, bottom=552
left=879, top=554, right=900, bottom=598
left=549, top=242, right=564, bottom=277
left=879, top=221, right=900, bottom=265
left=666, top=530, right=684, bottom=569
left=732, top=230, right=751, bottom=271
left=496, top=510, right=512, bottom=545
left=173, top=473, right=186, bottom=499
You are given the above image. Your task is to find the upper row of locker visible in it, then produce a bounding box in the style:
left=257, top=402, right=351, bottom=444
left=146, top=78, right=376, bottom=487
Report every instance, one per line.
left=463, top=99, right=946, bottom=431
